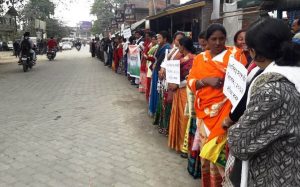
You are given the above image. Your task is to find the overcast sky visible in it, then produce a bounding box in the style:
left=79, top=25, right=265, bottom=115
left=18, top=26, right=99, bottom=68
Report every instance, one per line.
left=53, top=0, right=95, bottom=27
left=53, top=0, right=193, bottom=27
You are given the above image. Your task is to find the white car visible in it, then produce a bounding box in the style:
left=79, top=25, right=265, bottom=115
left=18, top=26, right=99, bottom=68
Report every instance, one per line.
left=7, top=41, right=13, bottom=50
left=62, top=42, right=72, bottom=50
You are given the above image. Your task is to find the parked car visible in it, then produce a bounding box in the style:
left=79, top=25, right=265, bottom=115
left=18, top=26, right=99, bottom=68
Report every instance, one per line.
left=1, top=42, right=9, bottom=51
left=7, top=41, right=13, bottom=50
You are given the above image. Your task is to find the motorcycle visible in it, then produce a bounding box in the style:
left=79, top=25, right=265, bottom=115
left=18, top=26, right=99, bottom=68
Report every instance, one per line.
left=20, top=54, right=35, bottom=72
left=47, top=49, right=56, bottom=61
left=75, top=45, right=81, bottom=51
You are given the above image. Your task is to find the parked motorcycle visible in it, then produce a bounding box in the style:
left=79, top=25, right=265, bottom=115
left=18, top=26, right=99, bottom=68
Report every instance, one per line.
left=47, top=49, right=56, bottom=61
left=20, top=54, right=35, bottom=72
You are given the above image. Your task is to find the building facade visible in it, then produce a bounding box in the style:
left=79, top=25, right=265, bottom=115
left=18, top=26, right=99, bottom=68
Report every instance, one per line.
left=0, top=8, right=17, bottom=42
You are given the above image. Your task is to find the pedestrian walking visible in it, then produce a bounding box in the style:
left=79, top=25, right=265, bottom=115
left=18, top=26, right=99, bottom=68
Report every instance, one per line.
left=13, top=40, right=20, bottom=58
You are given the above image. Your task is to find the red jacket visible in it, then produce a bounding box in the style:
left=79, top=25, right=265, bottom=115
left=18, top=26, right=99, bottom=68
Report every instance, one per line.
left=47, top=39, right=57, bottom=50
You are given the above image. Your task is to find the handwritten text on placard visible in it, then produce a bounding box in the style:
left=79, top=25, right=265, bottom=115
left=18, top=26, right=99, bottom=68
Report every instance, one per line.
left=166, top=60, right=180, bottom=85
left=223, top=56, right=247, bottom=112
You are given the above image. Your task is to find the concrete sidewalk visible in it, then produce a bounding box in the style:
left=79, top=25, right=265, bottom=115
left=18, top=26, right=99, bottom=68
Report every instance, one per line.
left=0, top=51, right=17, bottom=64
left=0, top=49, right=199, bottom=187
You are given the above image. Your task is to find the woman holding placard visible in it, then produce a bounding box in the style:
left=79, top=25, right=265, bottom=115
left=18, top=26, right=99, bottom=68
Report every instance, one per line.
left=154, top=32, right=185, bottom=135
left=168, top=36, right=196, bottom=153
left=228, top=18, right=300, bottom=187
left=187, top=24, right=246, bottom=187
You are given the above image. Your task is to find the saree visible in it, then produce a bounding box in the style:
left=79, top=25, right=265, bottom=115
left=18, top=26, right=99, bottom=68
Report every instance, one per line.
left=156, top=48, right=182, bottom=135
left=145, top=44, right=158, bottom=102
left=168, top=54, right=195, bottom=152
left=183, top=87, right=201, bottom=179
left=187, top=49, right=247, bottom=187
left=139, top=39, right=151, bottom=93
left=168, top=87, right=189, bottom=151
left=148, top=43, right=171, bottom=116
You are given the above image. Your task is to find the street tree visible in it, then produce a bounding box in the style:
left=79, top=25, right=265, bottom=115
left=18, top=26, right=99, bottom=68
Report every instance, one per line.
left=91, top=0, right=126, bottom=34
left=0, top=0, right=24, bottom=15
left=19, top=0, right=55, bottom=35
left=46, top=18, right=70, bottom=39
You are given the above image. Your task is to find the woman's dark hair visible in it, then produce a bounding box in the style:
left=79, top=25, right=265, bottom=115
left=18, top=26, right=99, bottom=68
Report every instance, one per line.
left=135, top=30, right=144, bottom=37
left=198, top=31, right=206, bottom=39
left=179, top=37, right=196, bottom=54
left=158, top=31, right=171, bottom=43
left=148, top=31, right=156, bottom=38
left=246, top=18, right=300, bottom=66
left=234, top=29, right=246, bottom=44
left=151, top=35, right=157, bottom=39
left=206, top=24, right=227, bottom=40
left=129, top=35, right=135, bottom=44
left=173, top=31, right=185, bottom=41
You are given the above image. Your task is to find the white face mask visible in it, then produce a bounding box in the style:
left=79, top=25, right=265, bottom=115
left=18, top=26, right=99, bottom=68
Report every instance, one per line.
left=24, top=36, right=29, bottom=39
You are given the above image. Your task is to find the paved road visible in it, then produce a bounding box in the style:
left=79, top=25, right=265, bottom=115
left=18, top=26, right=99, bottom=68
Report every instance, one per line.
left=0, top=47, right=199, bottom=187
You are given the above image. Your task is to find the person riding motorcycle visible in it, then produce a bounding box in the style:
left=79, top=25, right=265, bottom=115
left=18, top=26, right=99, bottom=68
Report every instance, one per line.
left=19, top=32, right=36, bottom=64
left=74, top=40, right=82, bottom=50
left=47, top=37, right=58, bottom=52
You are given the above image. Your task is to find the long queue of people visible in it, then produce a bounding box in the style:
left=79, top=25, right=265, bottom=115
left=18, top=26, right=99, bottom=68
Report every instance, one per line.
left=93, top=17, right=300, bottom=187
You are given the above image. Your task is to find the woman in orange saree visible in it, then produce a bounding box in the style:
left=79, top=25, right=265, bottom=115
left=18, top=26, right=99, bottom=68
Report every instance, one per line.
left=187, top=24, right=246, bottom=187
left=168, top=37, right=196, bottom=152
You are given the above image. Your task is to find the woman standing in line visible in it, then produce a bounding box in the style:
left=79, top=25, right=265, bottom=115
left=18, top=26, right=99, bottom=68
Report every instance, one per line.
left=228, top=18, right=300, bottom=187
left=168, top=36, right=196, bottom=152
left=187, top=24, right=246, bottom=187
left=145, top=33, right=158, bottom=102
left=155, top=32, right=185, bottom=135
left=148, top=31, right=171, bottom=117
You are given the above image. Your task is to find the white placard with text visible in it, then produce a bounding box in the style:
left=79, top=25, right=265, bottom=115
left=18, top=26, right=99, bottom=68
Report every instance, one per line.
left=166, top=60, right=180, bottom=85
left=223, top=56, right=247, bottom=112
left=123, top=28, right=132, bottom=39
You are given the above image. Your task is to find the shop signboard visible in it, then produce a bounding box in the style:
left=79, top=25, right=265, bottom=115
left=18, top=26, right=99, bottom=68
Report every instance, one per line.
left=124, top=4, right=136, bottom=22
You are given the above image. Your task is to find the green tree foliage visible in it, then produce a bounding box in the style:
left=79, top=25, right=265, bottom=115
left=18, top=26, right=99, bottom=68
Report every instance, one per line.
left=91, top=0, right=126, bottom=34
left=46, top=18, right=70, bottom=38
left=19, top=0, right=71, bottom=38
left=0, top=0, right=24, bottom=15
left=20, top=0, right=54, bottom=21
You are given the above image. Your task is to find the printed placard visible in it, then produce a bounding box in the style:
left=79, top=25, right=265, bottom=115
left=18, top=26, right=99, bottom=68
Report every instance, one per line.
left=123, top=28, right=132, bottom=39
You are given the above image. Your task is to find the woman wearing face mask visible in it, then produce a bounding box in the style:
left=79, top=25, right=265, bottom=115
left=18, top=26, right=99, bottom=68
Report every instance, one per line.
left=187, top=24, right=247, bottom=187
left=228, top=18, right=300, bottom=187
